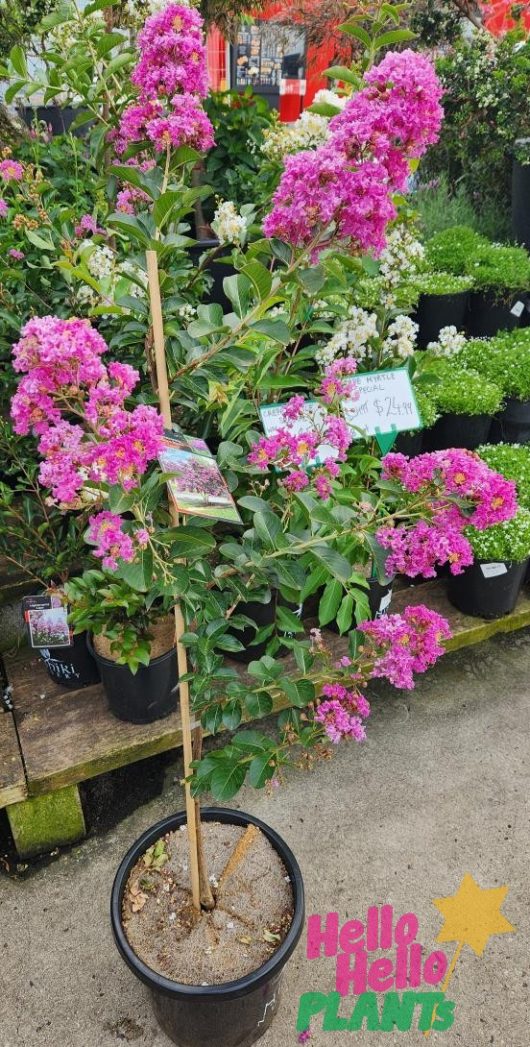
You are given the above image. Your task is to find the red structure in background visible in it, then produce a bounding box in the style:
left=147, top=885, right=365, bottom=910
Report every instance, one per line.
left=206, top=4, right=336, bottom=121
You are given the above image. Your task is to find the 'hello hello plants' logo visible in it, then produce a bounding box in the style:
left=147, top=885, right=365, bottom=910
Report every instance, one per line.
left=296, top=874, right=515, bottom=1039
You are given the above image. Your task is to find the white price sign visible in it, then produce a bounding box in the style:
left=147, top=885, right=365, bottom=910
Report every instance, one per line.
left=343, top=368, right=422, bottom=439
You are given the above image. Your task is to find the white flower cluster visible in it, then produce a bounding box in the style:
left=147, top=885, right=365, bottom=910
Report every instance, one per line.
left=379, top=227, right=425, bottom=292
left=313, top=89, right=348, bottom=111
left=177, top=303, right=196, bottom=323
left=427, top=325, right=467, bottom=358
left=382, top=315, right=419, bottom=361
left=261, top=110, right=330, bottom=162
left=316, top=306, right=379, bottom=366
left=84, top=243, right=114, bottom=281
left=211, top=201, right=248, bottom=246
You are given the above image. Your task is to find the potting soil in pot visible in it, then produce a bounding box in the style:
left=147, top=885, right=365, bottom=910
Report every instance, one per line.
left=122, top=822, right=294, bottom=985
left=94, top=615, right=175, bottom=660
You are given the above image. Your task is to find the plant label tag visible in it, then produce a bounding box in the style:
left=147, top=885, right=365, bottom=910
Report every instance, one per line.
left=377, top=590, right=393, bottom=617
left=342, top=368, right=422, bottom=438
left=22, top=595, right=72, bottom=649
left=511, top=300, right=525, bottom=318
left=480, top=562, right=508, bottom=579
left=158, top=432, right=242, bottom=525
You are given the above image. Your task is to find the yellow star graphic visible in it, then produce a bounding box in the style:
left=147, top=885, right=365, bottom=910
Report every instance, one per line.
left=433, top=873, right=515, bottom=957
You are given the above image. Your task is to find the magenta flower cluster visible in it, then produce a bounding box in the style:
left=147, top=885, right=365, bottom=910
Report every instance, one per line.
left=378, top=450, right=518, bottom=578
left=115, top=3, right=214, bottom=159
left=263, top=50, right=443, bottom=254
left=74, top=214, right=105, bottom=238
left=0, top=159, right=24, bottom=182
left=87, top=511, right=149, bottom=572
left=358, top=605, right=452, bottom=690
left=10, top=316, right=164, bottom=508
left=315, top=683, right=370, bottom=744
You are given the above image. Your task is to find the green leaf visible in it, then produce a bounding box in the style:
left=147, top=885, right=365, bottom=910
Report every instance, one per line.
left=248, top=753, right=275, bottom=789
left=164, top=526, right=216, bottom=559
left=297, top=267, right=326, bottom=295
left=107, top=213, right=151, bottom=247
left=153, top=190, right=182, bottom=230
left=336, top=593, right=354, bottom=635
left=373, top=29, right=416, bottom=49
left=338, top=22, right=372, bottom=46
left=276, top=605, right=304, bottom=634
left=25, top=230, right=55, bottom=252
left=254, top=510, right=282, bottom=549
left=222, top=700, right=242, bottom=731
left=210, top=761, right=246, bottom=801
left=10, top=45, right=27, bottom=78
left=309, top=101, right=343, bottom=117
left=324, top=65, right=362, bottom=86
left=318, top=578, right=343, bottom=627
left=245, top=692, right=273, bottom=718
left=223, top=274, right=251, bottom=318
left=4, top=80, right=27, bottom=105
left=279, top=677, right=315, bottom=708
left=202, top=704, right=223, bottom=734
left=115, top=549, right=153, bottom=593
left=241, top=260, right=272, bottom=301
left=252, top=318, right=291, bottom=345
left=312, top=545, right=352, bottom=584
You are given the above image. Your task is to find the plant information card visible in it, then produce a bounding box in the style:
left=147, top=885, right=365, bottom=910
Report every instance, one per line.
left=342, top=368, right=422, bottom=438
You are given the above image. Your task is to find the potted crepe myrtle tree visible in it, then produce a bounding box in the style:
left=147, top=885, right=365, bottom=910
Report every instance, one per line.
left=6, top=5, right=517, bottom=1047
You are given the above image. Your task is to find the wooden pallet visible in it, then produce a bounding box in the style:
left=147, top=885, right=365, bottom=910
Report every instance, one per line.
left=3, top=580, right=530, bottom=857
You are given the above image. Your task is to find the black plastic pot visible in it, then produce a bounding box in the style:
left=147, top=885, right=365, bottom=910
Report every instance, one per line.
left=394, top=430, right=424, bottom=457
left=414, top=291, right=470, bottom=349
left=466, top=291, right=523, bottom=338
left=20, top=105, right=91, bottom=137
left=447, top=559, right=528, bottom=620
left=38, top=631, right=100, bottom=690
left=328, top=578, right=393, bottom=633
left=87, top=636, right=178, bottom=724
left=111, top=808, right=305, bottom=1047
left=490, top=398, right=530, bottom=445
left=188, top=239, right=237, bottom=312
left=512, top=159, right=530, bottom=251
left=425, top=412, right=492, bottom=452
left=226, top=597, right=277, bottom=664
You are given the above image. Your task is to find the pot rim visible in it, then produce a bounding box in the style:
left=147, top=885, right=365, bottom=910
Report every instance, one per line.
left=86, top=632, right=176, bottom=669
left=110, top=807, right=305, bottom=1001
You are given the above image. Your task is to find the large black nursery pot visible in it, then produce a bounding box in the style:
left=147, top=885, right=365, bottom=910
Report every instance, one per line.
left=87, top=636, right=178, bottom=724
left=425, top=412, right=491, bottom=452
left=465, top=291, right=523, bottom=338
left=447, top=559, right=528, bottom=620
left=414, top=291, right=470, bottom=349
left=512, top=158, right=530, bottom=252
left=226, top=597, right=277, bottom=664
left=394, top=429, right=423, bottom=457
left=20, top=105, right=90, bottom=136
left=39, top=631, right=100, bottom=690
left=327, top=577, right=393, bottom=633
left=188, top=238, right=237, bottom=312
left=490, top=398, right=530, bottom=445
left=111, top=808, right=305, bottom=1047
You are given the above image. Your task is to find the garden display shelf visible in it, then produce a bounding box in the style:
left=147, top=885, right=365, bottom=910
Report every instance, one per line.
left=3, top=580, right=530, bottom=860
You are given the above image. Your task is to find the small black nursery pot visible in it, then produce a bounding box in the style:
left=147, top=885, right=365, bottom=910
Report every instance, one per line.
left=87, top=637, right=178, bottom=724
left=415, top=291, right=470, bottom=349
left=111, top=808, right=305, bottom=1047
left=512, top=159, right=530, bottom=252
left=425, top=413, right=492, bottom=452
left=188, top=239, right=236, bottom=312
left=39, top=631, right=100, bottom=690
left=490, top=398, right=530, bottom=445
left=466, top=291, right=523, bottom=338
left=447, top=560, right=528, bottom=620
left=394, top=430, right=424, bottom=457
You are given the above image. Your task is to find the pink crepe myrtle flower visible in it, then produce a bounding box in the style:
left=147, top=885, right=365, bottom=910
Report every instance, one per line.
left=282, top=395, right=305, bottom=422
left=0, top=198, right=8, bottom=217
left=145, top=94, right=214, bottom=153
left=0, top=159, right=24, bottom=182
left=315, top=683, right=371, bottom=743
left=359, top=605, right=451, bottom=690
left=132, top=3, right=208, bottom=101
left=74, top=214, right=104, bottom=238
left=8, top=248, right=24, bottom=261
left=116, top=186, right=150, bottom=214
left=87, top=512, right=137, bottom=571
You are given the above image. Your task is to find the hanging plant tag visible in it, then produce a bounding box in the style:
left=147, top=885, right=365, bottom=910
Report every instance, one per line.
left=480, top=563, right=508, bottom=578
left=511, top=300, right=525, bottom=318
left=22, top=594, right=73, bottom=649
left=158, top=431, right=242, bottom=524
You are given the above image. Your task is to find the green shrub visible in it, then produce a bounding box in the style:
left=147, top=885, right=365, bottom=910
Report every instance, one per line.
left=464, top=508, right=530, bottom=564
left=409, top=271, right=474, bottom=296
left=428, top=361, right=503, bottom=417
left=426, top=227, right=487, bottom=277
left=464, top=243, right=530, bottom=296
left=459, top=331, right=530, bottom=401
left=477, top=443, right=530, bottom=511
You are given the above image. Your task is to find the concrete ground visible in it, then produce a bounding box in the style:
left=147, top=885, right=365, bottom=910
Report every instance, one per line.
left=1, top=631, right=529, bottom=1047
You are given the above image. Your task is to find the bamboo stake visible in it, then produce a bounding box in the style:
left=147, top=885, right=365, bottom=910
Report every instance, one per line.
left=146, top=249, right=201, bottom=913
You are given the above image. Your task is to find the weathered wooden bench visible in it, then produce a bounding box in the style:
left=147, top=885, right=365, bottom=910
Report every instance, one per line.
left=3, top=580, right=530, bottom=858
